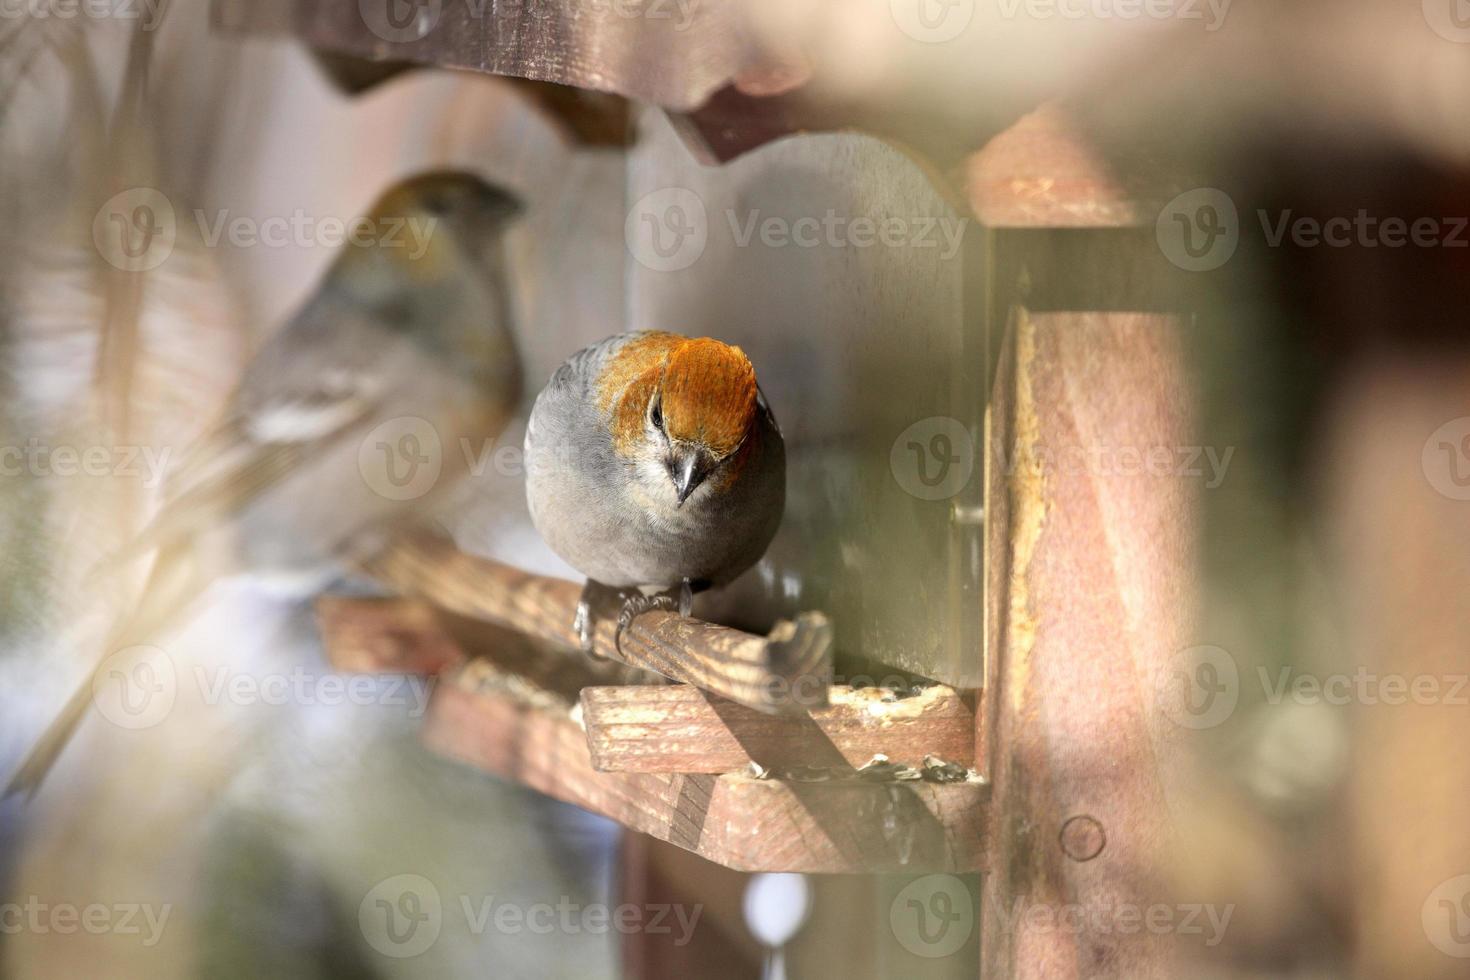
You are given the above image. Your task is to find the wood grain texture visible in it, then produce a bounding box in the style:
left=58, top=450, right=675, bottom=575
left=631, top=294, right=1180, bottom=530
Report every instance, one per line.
left=216, top=0, right=760, bottom=112
left=580, top=683, right=974, bottom=773
left=316, top=592, right=984, bottom=872
left=317, top=593, right=652, bottom=694
left=362, top=533, right=833, bottom=714
left=427, top=658, right=988, bottom=873
left=981, top=306, right=1196, bottom=979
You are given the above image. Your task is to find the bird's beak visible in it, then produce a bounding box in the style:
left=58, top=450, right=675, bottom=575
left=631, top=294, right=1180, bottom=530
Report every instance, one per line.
left=670, top=447, right=713, bottom=506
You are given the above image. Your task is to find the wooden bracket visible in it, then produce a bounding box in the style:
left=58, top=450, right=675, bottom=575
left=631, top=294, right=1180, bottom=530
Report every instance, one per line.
left=316, top=593, right=987, bottom=873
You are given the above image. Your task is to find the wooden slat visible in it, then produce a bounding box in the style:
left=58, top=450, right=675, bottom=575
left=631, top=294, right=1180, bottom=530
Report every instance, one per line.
left=362, top=533, right=833, bottom=714
left=315, top=596, right=466, bottom=676
left=428, top=659, right=987, bottom=874
left=316, top=592, right=986, bottom=873
left=580, top=683, right=974, bottom=774
left=214, top=0, right=759, bottom=112
left=317, top=594, right=653, bottom=693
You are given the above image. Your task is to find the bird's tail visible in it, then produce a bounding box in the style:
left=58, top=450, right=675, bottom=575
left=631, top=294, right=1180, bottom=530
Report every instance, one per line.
left=4, top=542, right=206, bottom=800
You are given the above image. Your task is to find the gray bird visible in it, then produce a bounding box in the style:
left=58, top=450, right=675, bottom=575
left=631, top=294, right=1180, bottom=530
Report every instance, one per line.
left=5, top=170, right=525, bottom=797
left=524, top=330, right=785, bottom=648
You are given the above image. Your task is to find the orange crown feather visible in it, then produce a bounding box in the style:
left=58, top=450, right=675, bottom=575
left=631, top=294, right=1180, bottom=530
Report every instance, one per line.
left=600, top=332, right=758, bottom=457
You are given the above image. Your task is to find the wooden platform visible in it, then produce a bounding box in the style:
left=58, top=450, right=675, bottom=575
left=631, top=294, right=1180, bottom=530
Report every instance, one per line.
left=318, top=593, right=988, bottom=874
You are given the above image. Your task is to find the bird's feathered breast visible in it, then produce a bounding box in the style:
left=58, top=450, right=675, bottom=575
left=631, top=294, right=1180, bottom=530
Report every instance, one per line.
left=597, top=332, right=758, bottom=458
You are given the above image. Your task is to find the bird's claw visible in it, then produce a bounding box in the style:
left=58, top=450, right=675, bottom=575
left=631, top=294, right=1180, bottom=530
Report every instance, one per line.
left=614, top=589, right=681, bottom=654
left=575, top=579, right=697, bottom=658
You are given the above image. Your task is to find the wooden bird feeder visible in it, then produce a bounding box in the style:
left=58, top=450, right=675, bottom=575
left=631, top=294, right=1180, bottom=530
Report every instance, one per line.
left=218, top=2, right=1203, bottom=976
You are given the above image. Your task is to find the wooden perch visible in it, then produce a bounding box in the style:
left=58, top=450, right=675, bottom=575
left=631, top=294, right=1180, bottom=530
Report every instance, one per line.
left=580, top=684, right=975, bottom=774
left=316, top=593, right=987, bottom=873
left=315, top=596, right=466, bottom=676
left=362, top=533, right=833, bottom=714
left=317, top=594, right=654, bottom=693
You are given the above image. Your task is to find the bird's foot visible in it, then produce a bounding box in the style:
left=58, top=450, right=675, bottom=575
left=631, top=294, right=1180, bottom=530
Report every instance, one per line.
left=575, top=579, right=698, bottom=657
left=614, top=579, right=695, bottom=654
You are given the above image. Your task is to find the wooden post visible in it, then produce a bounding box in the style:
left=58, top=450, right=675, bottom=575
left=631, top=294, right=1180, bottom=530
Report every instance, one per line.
left=981, top=304, right=1196, bottom=978
left=959, top=100, right=1200, bottom=978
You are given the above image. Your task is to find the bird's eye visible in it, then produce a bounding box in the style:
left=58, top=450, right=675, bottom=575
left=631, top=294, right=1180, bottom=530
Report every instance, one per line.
left=650, top=399, right=664, bottom=431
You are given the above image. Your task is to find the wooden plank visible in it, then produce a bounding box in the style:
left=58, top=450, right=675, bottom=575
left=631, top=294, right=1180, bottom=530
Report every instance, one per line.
left=315, top=595, right=466, bottom=676
left=580, top=683, right=974, bottom=774
left=980, top=306, right=1195, bottom=979
left=362, top=533, right=833, bottom=714
left=316, top=593, right=985, bottom=872
left=214, top=0, right=760, bottom=112
left=427, top=658, right=988, bottom=874
left=317, top=593, right=653, bottom=693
